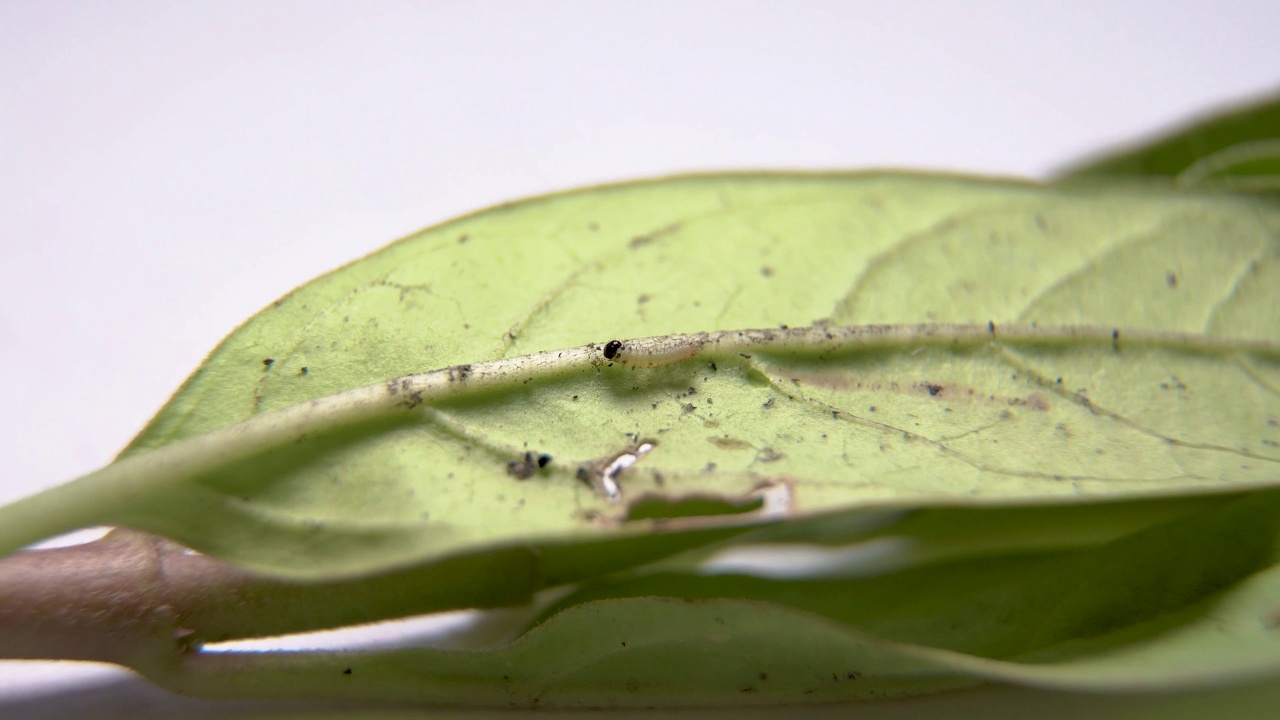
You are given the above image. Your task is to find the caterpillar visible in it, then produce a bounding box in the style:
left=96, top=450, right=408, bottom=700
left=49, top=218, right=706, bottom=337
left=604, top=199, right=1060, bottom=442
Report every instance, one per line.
left=602, top=337, right=703, bottom=368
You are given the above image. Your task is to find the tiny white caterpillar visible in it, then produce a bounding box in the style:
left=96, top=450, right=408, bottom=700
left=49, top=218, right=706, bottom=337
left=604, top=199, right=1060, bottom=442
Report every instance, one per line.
left=575, top=440, right=656, bottom=503
left=602, top=338, right=702, bottom=368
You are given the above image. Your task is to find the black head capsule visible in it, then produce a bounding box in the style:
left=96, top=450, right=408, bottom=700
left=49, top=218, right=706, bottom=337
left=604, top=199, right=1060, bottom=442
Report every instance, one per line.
left=603, top=340, right=623, bottom=360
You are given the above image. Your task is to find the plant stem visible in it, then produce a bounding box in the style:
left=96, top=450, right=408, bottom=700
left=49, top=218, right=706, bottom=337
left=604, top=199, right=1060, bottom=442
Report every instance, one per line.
left=0, top=529, right=539, bottom=664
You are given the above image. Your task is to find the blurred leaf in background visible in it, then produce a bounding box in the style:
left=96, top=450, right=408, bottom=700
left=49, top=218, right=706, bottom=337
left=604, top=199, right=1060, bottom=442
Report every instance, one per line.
left=1058, top=90, right=1280, bottom=193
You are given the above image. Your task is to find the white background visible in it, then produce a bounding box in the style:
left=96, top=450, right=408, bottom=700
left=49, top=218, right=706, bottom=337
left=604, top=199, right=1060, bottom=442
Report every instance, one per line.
left=0, top=1, right=1276, bottom=716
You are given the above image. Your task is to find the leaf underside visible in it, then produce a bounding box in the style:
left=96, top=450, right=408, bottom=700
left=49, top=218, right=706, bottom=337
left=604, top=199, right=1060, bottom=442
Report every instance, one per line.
left=3, top=169, right=1280, bottom=707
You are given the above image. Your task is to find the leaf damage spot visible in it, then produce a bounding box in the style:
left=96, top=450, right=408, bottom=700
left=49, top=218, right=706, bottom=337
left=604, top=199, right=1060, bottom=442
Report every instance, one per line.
left=709, top=436, right=754, bottom=450
left=785, top=371, right=1052, bottom=413
left=507, top=453, right=537, bottom=480
left=1011, top=393, right=1051, bottom=412
left=756, top=479, right=794, bottom=518
left=621, top=478, right=794, bottom=527
left=447, top=363, right=473, bottom=382
left=507, top=451, right=554, bottom=480
left=621, top=492, right=763, bottom=522
left=627, top=222, right=681, bottom=249
left=386, top=377, right=425, bottom=408
left=755, top=446, right=786, bottom=463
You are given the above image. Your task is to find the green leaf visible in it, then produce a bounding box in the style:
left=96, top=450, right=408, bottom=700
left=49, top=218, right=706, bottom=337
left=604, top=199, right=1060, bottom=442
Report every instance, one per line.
left=533, top=490, right=1280, bottom=665
left=0, top=173, right=1277, bottom=585
left=1057, top=92, right=1280, bottom=193
left=143, top=499, right=1280, bottom=706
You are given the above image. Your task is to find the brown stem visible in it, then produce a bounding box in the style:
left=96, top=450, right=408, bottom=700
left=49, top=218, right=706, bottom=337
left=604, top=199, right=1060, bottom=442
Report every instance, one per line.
left=0, top=528, right=542, bottom=671
left=0, top=530, right=191, bottom=674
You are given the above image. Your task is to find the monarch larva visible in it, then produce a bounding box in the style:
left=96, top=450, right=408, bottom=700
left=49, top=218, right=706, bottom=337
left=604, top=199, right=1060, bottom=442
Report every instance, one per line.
left=602, top=337, right=702, bottom=368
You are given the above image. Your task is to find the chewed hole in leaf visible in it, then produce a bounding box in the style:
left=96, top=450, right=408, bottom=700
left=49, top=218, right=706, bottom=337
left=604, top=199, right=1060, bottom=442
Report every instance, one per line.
left=624, top=493, right=766, bottom=523
left=621, top=480, right=793, bottom=526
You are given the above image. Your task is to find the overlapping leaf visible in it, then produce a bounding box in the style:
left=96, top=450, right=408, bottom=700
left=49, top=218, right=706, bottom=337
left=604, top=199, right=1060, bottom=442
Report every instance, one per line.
left=145, top=493, right=1280, bottom=707
left=1057, top=92, right=1280, bottom=193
